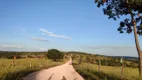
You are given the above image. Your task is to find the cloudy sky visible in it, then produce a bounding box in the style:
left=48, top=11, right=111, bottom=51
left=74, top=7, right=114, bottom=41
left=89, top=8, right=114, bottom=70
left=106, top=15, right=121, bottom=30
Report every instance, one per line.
left=0, top=0, right=142, bottom=57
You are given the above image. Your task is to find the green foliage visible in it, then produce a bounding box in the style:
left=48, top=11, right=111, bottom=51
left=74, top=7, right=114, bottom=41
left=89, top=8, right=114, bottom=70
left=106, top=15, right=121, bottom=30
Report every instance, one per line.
left=0, top=51, right=138, bottom=67
left=0, top=51, right=46, bottom=59
left=46, top=49, right=64, bottom=61
left=0, top=58, right=64, bottom=80
left=67, top=52, right=138, bottom=68
left=95, top=0, right=142, bottom=35
left=76, top=68, right=99, bottom=80
left=74, top=63, right=139, bottom=80
left=0, top=51, right=139, bottom=80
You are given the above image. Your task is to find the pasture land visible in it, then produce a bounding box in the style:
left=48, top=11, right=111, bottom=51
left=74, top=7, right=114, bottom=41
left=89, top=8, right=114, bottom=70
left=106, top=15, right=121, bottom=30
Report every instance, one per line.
left=0, top=58, right=65, bottom=80
left=74, top=63, right=139, bottom=80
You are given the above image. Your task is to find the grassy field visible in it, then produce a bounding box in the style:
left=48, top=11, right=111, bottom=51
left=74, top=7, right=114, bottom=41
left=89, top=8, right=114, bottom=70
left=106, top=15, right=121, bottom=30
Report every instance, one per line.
left=74, top=63, right=139, bottom=80
left=0, top=51, right=139, bottom=80
left=0, top=58, right=65, bottom=80
left=0, top=58, right=139, bottom=80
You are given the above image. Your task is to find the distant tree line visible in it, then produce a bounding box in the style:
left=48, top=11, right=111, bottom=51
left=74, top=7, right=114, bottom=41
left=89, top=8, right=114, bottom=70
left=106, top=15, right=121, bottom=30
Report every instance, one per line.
left=67, top=52, right=138, bottom=68
left=0, top=50, right=138, bottom=68
left=0, top=51, right=46, bottom=59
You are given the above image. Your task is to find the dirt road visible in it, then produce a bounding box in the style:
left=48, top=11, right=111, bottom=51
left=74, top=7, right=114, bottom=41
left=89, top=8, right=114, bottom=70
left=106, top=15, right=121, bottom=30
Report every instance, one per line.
left=23, top=58, right=84, bottom=80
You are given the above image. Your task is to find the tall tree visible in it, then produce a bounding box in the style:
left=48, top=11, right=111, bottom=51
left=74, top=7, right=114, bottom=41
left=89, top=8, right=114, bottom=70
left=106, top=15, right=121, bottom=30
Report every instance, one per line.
left=94, top=0, right=142, bottom=77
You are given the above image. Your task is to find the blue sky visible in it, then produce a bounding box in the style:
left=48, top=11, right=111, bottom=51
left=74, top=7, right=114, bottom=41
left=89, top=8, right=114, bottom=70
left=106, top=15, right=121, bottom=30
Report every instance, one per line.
left=0, top=0, right=141, bottom=57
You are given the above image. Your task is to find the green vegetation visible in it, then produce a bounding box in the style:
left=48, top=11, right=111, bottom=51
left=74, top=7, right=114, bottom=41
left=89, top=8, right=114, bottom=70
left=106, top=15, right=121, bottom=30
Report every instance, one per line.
left=74, top=63, right=139, bottom=80
left=66, top=52, right=140, bottom=80
left=68, top=52, right=138, bottom=68
left=94, top=0, right=142, bottom=77
left=0, top=50, right=139, bottom=80
left=0, top=58, right=65, bottom=80
left=0, top=51, right=47, bottom=59
left=46, top=49, right=64, bottom=61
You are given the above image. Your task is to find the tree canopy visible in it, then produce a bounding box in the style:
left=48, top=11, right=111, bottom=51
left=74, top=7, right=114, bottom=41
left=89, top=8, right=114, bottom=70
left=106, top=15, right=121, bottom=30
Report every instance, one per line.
left=95, top=0, right=142, bottom=35
left=46, top=49, right=64, bottom=61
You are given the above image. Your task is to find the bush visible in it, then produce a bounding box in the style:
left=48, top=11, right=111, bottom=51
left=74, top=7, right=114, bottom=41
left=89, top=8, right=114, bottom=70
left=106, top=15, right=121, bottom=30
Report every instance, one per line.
left=46, top=49, right=64, bottom=61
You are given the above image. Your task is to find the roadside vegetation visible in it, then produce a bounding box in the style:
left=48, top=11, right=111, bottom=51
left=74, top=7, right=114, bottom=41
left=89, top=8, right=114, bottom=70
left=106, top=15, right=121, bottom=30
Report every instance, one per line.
left=67, top=52, right=140, bottom=80
left=94, top=0, right=142, bottom=77
left=0, top=50, right=139, bottom=80
left=0, top=58, right=65, bottom=80
left=0, top=50, right=66, bottom=80
left=74, top=63, right=139, bottom=80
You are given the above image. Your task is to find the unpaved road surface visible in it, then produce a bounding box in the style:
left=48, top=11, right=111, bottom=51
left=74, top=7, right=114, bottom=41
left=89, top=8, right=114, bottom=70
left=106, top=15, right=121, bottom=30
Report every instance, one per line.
left=23, top=58, right=84, bottom=80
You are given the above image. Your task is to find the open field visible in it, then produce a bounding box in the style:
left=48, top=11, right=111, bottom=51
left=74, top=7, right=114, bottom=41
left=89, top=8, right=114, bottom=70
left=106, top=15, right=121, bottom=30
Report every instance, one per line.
left=0, top=58, right=65, bottom=80
left=0, top=51, right=139, bottom=80
left=74, top=63, right=139, bottom=80
left=74, top=63, right=140, bottom=80
left=67, top=52, right=140, bottom=80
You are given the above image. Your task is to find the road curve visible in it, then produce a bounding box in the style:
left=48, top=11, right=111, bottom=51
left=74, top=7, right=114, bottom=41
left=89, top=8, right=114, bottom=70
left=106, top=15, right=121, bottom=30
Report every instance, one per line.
left=23, top=58, right=84, bottom=80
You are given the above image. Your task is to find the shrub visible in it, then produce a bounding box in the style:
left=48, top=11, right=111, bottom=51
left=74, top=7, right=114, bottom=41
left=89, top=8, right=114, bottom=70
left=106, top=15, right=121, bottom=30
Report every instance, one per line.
left=46, top=49, right=64, bottom=61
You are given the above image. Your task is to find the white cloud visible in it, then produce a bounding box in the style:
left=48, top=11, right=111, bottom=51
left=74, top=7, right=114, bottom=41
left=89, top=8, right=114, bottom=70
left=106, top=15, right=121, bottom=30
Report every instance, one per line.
left=32, top=37, right=49, bottom=42
left=39, top=28, right=72, bottom=40
left=0, top=44, right=24, bottom=49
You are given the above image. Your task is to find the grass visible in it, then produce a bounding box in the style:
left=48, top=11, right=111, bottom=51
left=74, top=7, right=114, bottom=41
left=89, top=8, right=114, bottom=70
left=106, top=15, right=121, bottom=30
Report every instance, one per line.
left=74, top=63, right=140, bottom=80
left=0, top=58, right=65, bottom=80
left=0, top=51, right=139, bottom=80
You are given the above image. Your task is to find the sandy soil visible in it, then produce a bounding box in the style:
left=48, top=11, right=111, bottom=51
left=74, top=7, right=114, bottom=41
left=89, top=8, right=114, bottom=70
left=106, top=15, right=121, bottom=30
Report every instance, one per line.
left=23, top=58, right=84, bottom=80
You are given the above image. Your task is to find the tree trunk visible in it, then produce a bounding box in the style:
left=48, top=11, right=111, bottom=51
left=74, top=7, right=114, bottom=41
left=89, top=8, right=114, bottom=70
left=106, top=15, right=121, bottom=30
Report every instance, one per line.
left=130, top=12, right=142, bottom=77
left=139, top=53, right=142, bottom=77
